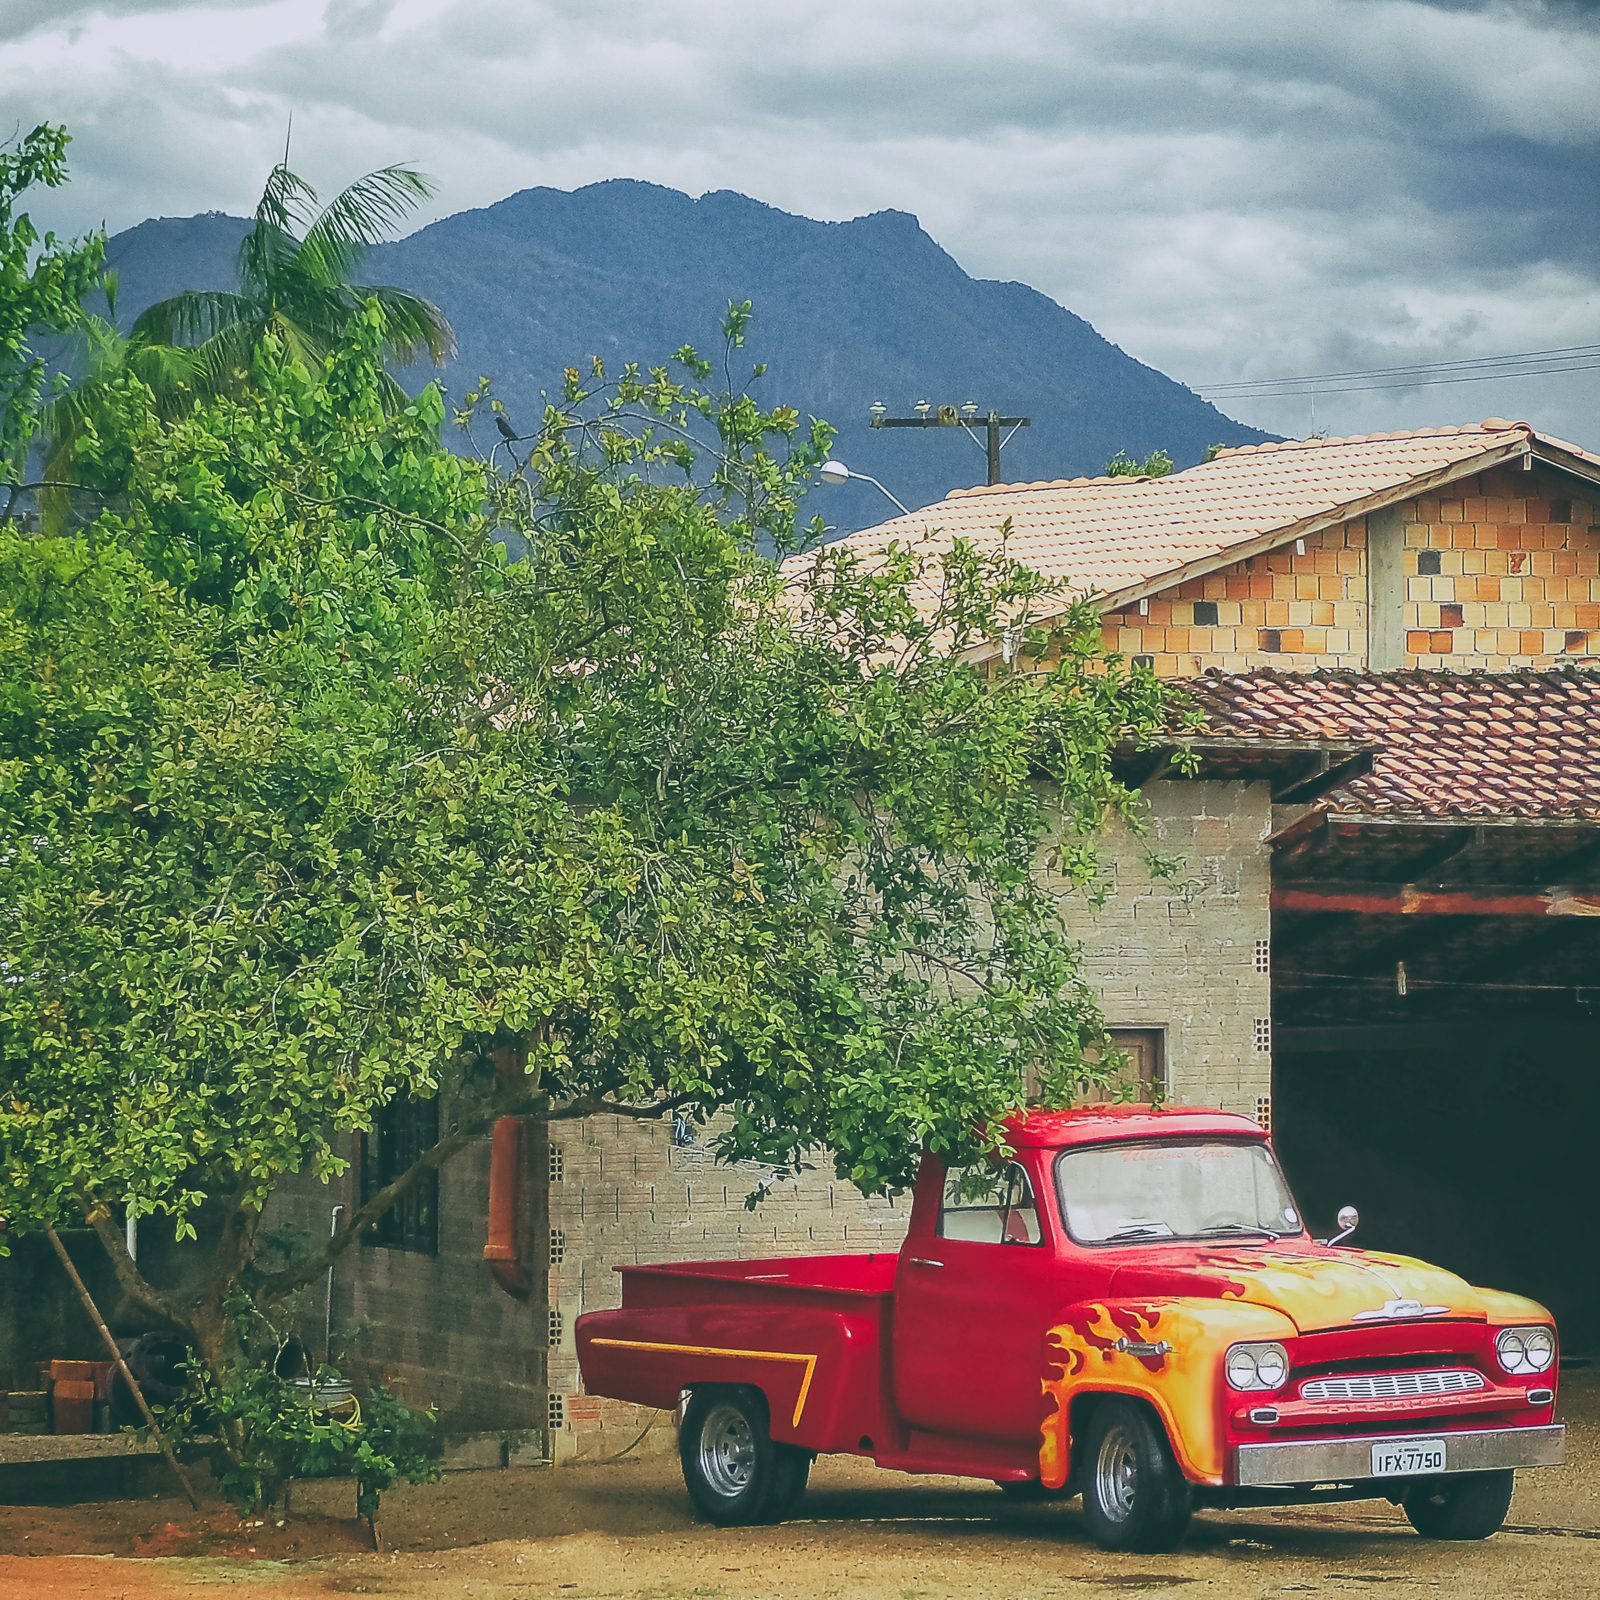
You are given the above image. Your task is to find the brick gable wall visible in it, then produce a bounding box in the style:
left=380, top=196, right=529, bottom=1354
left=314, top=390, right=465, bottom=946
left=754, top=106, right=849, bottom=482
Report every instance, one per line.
left=1100, top=468, right=1598, bottom=674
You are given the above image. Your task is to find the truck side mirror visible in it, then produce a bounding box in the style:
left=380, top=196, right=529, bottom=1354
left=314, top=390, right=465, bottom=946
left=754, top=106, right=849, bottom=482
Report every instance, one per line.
left=1328, top=1204, right=1359, bottom=1246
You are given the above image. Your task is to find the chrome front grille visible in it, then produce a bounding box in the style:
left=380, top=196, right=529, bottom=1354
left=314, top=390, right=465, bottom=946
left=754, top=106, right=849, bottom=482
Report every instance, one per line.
left=1300, top=1368, right=1487, bottom=1402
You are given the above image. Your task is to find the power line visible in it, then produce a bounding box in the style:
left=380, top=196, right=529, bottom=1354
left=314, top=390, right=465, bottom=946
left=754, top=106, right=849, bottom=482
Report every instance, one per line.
left=1199, top=341, right=1600, bottom=398
left=1204, top=360, right=1600, bottom=402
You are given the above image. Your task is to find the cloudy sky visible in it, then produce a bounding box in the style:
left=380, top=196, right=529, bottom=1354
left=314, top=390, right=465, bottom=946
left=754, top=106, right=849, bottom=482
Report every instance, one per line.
left=6, top=0, right=1599, bottom=449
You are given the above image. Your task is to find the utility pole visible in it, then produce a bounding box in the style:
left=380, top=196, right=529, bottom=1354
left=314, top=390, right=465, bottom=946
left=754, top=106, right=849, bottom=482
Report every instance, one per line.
left=869, top=402, right=1030, bottom=487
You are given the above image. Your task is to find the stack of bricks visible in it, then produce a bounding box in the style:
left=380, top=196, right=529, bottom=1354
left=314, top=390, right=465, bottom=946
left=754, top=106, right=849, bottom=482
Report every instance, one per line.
left=48, top=1360, right=96, bottom=1434
left=1100, top=469, right=1598, bottom=674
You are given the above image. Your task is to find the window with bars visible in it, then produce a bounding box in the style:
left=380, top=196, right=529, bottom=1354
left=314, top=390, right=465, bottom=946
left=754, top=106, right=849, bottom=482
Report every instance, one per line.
left=549, top=1228, right=566, bottom=1265
left=549, top=1146, right=564, bottom=1184
left=1254, top=1017, right=1271, bottom=1053
left=547, top=1392, right=565, bottom=1430
left=1256, top=1096, right=1272, bottom=1132
left=361, top=1090, right=439, bottom=1253
left=1254, top=940, right=1270, bottom=974
left=549, top=1309, right=563, bottom=1349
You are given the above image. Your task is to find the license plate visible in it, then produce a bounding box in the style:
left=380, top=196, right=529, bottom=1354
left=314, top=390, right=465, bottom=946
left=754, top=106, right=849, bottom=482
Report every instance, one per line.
left=1371, top=1438, right=1447, bottom=1477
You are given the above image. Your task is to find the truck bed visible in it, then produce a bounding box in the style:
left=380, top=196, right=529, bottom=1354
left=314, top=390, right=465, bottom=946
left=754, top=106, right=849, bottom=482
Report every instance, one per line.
left=576, top=1253, right=900, bottom=1454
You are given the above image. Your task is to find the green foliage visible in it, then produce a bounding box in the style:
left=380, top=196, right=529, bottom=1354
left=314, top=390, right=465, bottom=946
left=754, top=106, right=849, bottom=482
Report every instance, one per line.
left=1203, top=443, right=1230, bottom=463
left=130, top=159, right=452, bottom=405
left=0, top=125, right=106, bottom=482
left=154, top=1356, right=440, bottom=1516
left=1104, top=448, right=1175, bottom=479
left=0, top=277, right=1182, bottom=1394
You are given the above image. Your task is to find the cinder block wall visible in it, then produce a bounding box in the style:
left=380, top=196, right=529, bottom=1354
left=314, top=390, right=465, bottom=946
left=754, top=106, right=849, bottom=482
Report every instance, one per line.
left=1099, top=467, right=1597, bottom=673
left=266, top=1125, right=547, bottom=1436
left=1071, top=781, right=1274, bottom=1118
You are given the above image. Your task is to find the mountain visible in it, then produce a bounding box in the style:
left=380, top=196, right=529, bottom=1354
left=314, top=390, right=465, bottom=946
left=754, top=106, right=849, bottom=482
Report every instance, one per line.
left=93, top=181, right=1275, bottom=529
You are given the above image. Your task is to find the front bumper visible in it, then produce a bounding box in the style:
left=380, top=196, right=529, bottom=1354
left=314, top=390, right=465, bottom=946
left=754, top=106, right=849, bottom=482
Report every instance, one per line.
left=1236, top=1424, right=1565, bottom=1488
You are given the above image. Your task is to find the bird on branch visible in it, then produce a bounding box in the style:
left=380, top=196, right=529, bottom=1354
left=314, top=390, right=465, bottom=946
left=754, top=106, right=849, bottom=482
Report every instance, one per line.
left=495, top=414, right=517, bottom=442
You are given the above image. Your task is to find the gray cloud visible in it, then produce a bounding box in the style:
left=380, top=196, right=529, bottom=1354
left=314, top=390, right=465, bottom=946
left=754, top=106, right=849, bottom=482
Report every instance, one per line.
left=6, top=0, right=1597, bottom=451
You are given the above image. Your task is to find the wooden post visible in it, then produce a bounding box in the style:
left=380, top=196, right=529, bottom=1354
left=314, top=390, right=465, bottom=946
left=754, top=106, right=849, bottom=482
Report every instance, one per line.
left=43, top=1227, right=202, bottom=1510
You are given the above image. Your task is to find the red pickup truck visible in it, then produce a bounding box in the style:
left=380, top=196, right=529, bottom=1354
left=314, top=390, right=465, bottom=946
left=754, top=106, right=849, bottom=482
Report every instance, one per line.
left=577, top=1106, right=1563, bottom=1552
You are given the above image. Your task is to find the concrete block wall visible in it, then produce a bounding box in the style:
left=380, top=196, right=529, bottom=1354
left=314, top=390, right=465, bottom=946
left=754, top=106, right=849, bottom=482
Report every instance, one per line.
left=266, top=1126, right=547, bottom=1436
left=1098, top=466, right=1598, bottom=673
left=1069, top=781, right=1274, bottom=1118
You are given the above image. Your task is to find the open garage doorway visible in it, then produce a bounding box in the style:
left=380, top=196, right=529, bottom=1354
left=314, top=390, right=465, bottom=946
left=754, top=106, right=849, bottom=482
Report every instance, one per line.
left=1269, top=837, right=1600, bottom=1360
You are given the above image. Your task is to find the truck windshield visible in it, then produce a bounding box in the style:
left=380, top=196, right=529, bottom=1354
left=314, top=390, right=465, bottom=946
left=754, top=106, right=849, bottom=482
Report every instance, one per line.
left=1054, top=1138, right=1303, bottom=1245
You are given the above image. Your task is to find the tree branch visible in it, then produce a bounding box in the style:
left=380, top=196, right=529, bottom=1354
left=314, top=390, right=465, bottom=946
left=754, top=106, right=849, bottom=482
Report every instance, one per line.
left=255, top=1081, right=694, bottom=1303
left=76, top=1191, right=183, bottom=1331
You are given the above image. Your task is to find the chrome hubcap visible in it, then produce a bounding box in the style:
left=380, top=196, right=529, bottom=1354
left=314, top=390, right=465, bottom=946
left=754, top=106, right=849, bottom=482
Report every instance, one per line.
left=1094, top=1424, right=1139, bottom=1523
left=698, top=1403, right=755, bottom=1498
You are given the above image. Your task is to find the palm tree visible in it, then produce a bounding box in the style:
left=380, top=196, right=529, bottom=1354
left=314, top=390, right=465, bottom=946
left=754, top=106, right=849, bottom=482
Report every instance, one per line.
left=131, top=161, right=455, bottom=401
left=35, top=307, right=203, bottom=531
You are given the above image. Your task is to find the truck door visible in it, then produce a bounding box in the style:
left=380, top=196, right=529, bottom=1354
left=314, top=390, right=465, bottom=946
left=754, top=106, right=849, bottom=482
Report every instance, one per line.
left=891, top=1158, right=1065, bottom=1443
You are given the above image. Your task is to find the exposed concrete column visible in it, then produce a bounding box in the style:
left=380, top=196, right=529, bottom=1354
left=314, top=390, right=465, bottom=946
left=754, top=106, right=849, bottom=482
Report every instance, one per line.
left=1366, top=505, right=1406, bottom=670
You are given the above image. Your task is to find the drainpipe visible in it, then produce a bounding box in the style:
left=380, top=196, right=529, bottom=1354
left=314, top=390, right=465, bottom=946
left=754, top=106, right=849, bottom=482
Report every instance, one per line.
left=325, top=1204, right=343, bottom=1364
left=484, top=1044, right=533, bottom=1300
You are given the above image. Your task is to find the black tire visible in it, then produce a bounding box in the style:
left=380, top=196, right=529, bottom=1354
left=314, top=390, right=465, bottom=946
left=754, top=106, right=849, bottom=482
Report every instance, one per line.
left=768, top=1443, right=813, bottom=1520
left=1080, top=1398, right=1193, bottom=1553
left=1403, top=1470, right=1515, bottom=1540
left=679, top=1388, right=784, bottom=1527
left=997, top=1478, right=1074, bottom=1501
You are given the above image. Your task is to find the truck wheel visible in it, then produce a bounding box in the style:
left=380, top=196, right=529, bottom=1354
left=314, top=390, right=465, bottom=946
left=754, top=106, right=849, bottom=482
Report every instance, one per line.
left=1403, top=1470, right=1515, bottom=1540
left=768, top=1443, right=813, bottom=1520
left=1080, top=1399, right=1193, bottom=1553
left=679, top=1388, right=784, bottom=1527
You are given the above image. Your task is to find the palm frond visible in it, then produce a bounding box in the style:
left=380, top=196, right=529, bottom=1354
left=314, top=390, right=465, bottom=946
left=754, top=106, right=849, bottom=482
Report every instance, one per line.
left=297, top=165, right=436, bottom=287
left=267, top=308, right=333, bottom=376
left=238, top=165, right=321, bottom=296
left=131, top=291, right=257, bottom=349
left=191, top=317, right=274, bottom=399
left=124, top=342, right=207, bottom=420
left=349, top=284, right=457, bottom=365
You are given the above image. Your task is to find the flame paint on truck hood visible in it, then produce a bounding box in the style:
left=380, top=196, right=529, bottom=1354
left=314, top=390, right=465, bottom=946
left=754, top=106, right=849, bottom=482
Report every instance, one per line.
left=1109, top=1246, right=1487, bottom=1333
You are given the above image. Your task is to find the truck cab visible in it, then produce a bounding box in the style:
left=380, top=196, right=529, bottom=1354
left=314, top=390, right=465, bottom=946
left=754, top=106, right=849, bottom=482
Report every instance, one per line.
left=577, top=1105, right=1562, bottom=1550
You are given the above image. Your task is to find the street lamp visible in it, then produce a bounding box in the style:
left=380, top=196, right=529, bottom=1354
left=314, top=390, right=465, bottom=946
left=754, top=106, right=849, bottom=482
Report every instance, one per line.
left=817, top=459, right=912, bottom=517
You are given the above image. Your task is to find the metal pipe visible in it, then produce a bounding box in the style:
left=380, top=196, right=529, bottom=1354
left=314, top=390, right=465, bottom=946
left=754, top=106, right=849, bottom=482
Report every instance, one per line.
left=325, top=1204, right=344, bottom=1365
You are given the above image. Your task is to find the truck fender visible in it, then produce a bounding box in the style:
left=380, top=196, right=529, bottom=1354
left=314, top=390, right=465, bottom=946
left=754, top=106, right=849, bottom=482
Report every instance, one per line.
left=1039, top=1297, right=1297, bottom=1489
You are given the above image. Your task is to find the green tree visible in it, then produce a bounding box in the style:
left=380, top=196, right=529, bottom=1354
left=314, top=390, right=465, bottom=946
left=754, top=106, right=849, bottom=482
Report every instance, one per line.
left=0, top=125, right=106, bottom=487
left=34, top=308, right=203, bottom=532
left=1104, top=447, right=1174, bottom=479
left=0, top=297, right=1178, bottom=1439
left=130, top=160, right=453, bottom=404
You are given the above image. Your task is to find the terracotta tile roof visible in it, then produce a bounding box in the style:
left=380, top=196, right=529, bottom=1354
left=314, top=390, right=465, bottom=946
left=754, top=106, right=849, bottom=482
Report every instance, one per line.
left=1175, top=668, right=1600, bottom=821
left=792, top=421, right=1599, bottom=635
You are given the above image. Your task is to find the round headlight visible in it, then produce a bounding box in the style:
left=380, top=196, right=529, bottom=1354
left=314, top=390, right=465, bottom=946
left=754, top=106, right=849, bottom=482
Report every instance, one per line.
left=1225, top=1342, right=1289, bottom=1391
left=1523, top=1328, right=1555, bottom=1372
left=1496, top=1326, right=1554, bottom=1375
left=1255, top=1346, right=1288, bottom=1388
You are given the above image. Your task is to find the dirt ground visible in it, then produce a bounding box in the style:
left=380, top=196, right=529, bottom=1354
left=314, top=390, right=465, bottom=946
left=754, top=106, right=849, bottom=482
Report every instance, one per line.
left=1, top=1368, right=1594, bottom=1599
